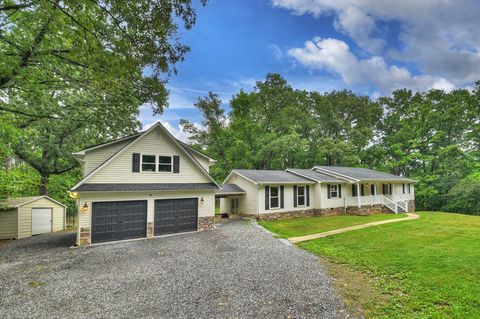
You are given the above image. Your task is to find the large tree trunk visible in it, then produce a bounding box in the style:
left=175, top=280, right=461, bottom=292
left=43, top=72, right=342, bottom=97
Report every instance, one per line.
left=39, top=172, right=49, bottom=196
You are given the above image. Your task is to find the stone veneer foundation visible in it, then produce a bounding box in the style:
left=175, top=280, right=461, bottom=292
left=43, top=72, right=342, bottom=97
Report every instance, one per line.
left=147, top=222, right=154, bottom=238
left=198, top=216, right=215, bottom=230
left=79, top=227, right=91, bottom=246
left=256, top=202, right=415, bottom=221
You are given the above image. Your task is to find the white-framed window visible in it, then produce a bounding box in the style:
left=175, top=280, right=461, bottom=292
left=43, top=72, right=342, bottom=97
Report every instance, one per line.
left=297, top=186, right=306, bottom=206
left=141, top=154, right=156, bottom=172
left=329, top=185, right=338, bottom=198
left=270, top=186, right=280, bottom=209
left=158, top=156, right=172, bottom=172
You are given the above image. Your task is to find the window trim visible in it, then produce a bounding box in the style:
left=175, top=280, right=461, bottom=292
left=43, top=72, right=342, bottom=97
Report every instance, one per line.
left=329, top=184, right=339, bottom=198
left=139, top=153, right=175, bottom=173
left=297, top=185, right=306, bottom=207
left=269, top=186, right=280, bottom=209
left=158, top=155, right=173, bottom=173
left=140, top=154, right=156, bottom=172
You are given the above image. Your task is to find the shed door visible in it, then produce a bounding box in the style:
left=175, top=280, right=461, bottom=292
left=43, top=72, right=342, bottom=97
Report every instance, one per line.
left=154, top=198, right=198, bottom=236
left=92, top=200, right=147, bottom=244
left=32, top=208, right=52, bottom=235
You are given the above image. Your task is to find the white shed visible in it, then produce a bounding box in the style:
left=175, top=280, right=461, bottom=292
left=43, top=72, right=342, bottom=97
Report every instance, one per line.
left=0, top=196, right=67, bottom=239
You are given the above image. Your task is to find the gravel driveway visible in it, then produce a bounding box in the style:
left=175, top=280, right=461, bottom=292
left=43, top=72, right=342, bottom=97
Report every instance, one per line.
left=0, top=219, right=353, bottom=319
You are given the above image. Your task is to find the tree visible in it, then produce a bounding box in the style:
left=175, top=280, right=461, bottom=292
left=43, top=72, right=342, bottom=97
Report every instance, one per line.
left=0, top=0, right=206, bottom=195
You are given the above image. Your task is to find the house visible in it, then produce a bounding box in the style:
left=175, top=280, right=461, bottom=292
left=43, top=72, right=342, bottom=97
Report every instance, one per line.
left=0, top=196, right=66, bottom=240
left=70, top=122, right=219, bottom=246
left=219, top=166, right=415, bottom=220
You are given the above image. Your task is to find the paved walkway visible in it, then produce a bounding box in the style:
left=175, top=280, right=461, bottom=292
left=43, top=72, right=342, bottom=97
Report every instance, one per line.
left=288, top=213, right=420, bottom=244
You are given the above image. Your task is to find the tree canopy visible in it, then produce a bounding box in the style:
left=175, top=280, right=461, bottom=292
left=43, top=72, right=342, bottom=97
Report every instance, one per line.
left=182, top=74, right=480, bottom=214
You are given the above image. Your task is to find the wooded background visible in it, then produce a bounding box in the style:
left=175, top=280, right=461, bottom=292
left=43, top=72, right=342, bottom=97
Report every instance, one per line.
left=1, top=1, right=479, bottom=215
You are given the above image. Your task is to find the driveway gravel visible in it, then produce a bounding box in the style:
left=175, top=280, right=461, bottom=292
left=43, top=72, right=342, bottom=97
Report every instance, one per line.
left=0, top=219, right=353, bottom=319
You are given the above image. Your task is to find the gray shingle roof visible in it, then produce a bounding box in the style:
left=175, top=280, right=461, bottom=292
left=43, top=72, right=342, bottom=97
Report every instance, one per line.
left=286, top=169, right=345, bottom=182
left=234, top=170, right=315, bottom=184
left=216, top=184, right=246, bottom=195
left=315, top=166, right=414, bottom=182
left=73, top=183, right=218, bottom=192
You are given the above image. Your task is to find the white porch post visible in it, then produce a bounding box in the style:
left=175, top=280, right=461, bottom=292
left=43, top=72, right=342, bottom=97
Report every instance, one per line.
left=357, top=182, right=361, bottom=208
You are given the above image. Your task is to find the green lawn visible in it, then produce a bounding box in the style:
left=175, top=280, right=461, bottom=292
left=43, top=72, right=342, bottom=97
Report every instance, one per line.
left=258, top=213, right=406, bottom=238
left=299, top=212, right=480, bottom=318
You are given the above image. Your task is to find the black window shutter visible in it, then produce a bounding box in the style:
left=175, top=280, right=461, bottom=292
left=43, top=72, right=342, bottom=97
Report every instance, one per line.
left=390, top=184, right=393, bottom=195
left=306, top=185, right=310, bottom=206
left=327, top=184, right=331, bottom=199
left=382, top=184, right=386, bottom=195
left=280, top=186, right=284, bottom=209
left=402, top=183, right=405, bottom=194
left=408, top=183, right=411, bottom=194
left=132, top=153, right=140, bottom=172
left=361, top=184, right=364, bottom=196
left=173, top=155, right=180, bottom=173
left=265, top=186, right=270, bottom=210
left=338, top=184, right=342, bottom=198
left=371, top=184, right=375, bottom=195
left=352, top=184, right=357, bottom=197
left=293, top=185, right=297, bottom=207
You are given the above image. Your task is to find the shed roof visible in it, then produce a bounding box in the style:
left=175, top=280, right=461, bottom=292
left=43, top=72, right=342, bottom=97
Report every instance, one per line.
left=216, top=184, right=246, bottom=195
left=286, top=169, right=345, bottom=183
left=315, top=166, right=414, bottom=182
left=2, top=196, right=67, bottom=209
left=233, top=170, right=315, bottom=184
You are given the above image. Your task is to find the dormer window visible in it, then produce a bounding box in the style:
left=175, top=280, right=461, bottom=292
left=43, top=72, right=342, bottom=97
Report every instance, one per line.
left=141, top=155, right=156, bottom=172
left=158, top=156, right=172, bottom=172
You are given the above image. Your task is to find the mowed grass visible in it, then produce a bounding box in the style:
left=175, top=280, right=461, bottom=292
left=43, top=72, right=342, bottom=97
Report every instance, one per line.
left=258, top=213, right=406, bottom=238
left=299, top=212, right=480, bottom=318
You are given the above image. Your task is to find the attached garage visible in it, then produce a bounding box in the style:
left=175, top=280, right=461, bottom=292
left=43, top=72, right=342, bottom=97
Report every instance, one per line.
left=91, top=200, right=147, bottom=243
left=154, top=198, right=198, bottom=236
left=0, top=196, right=66, bottom=240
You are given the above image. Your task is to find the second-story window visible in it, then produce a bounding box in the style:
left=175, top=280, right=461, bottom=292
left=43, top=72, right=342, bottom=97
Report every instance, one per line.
left=158, top=156, right=172, bottom=172
left=141, top=155, right=156, bottom=172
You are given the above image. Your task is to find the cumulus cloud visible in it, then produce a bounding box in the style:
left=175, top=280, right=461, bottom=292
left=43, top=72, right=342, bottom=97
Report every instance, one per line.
left=143, top=121, right=202, bottom=142
left=288, top=37, right=455, bottom=94
left=272, top=0, right=480, bottom=89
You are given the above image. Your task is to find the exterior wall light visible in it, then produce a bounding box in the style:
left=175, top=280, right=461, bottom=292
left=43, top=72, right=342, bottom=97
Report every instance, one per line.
left=200, top=197, right=205, bottom=205
left=82, top=202, right=89, bottom=213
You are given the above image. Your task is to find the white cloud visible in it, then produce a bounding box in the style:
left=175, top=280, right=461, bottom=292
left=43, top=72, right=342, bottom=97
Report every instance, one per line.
left=272, top=0, right=480, bottom=88
left=288, top=37, right=455, bottom=94
left=143, top=121, right=203, bottom=142
left=268, top=43, right=283, bottom=61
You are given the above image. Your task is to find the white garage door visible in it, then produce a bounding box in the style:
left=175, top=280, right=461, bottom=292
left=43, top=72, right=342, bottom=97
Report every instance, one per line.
left=32, top=208, right=52, bottom=235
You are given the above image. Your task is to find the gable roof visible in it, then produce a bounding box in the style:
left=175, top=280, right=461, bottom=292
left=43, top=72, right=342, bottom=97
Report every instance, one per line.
left=216, top=184, right=246, bottom=195
left=314, top=166, right=415, bottom=182
left=73, top=131, right=215, bottom=162
left=71, top=122, right=219, bottom=191
left=286, top=168, right=345, bottom=183
left=229, top=169, right=316, bottom=184
left=2, top=196, right=67, bottom=209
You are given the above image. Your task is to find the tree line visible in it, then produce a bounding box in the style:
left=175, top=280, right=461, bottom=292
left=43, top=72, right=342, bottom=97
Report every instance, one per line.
left=181, top=74, right=480, bottom=214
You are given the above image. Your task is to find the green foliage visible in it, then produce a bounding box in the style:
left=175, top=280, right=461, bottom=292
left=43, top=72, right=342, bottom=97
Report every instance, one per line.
left=442, top=172, right=480, bottom=215
left=0, top=165, right=39, bottom=207
left=184, top=74, right=480, bottom=214
left=299, top=212, right=480, bottom=318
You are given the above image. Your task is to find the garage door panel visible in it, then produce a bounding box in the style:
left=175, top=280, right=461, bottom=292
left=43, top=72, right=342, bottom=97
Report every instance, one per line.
left=92, top=200, right=147, bottom=243
left=154, top=198, right=198, bottom=236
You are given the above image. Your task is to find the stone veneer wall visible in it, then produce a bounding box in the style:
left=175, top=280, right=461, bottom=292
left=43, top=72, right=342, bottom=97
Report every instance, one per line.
left=257, top=205, right=395, bottom=221
left=407, top=200, right=416, bottom=212
left=198, top=216, right=215, bottom=230
left=79, top=227, right=91, bottom=246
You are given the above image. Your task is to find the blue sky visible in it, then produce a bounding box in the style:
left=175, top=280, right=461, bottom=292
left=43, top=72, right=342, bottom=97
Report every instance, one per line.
left=140, top=0, right=480, bottom=140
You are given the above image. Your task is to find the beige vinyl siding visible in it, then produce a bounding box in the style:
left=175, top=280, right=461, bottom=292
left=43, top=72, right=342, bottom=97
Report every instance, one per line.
left=258, top=184, right=318, bottom=215
left=318, top=183, right=348, bottom=209
left=88, top=128, right=211, bottom=184
left=84, top=139, right=132, bottom=176
left=18, top=198, right=65, bottom=239
left=0, top=209, right=18, bottom=239
left=192, top=155, right=211, bottom=172
left=77, top=190, right=215, bottom=244
left=225, top=173, right=258, bottom=215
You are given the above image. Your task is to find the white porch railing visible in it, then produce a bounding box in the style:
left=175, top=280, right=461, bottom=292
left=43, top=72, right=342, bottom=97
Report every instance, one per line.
left=345, top=195, right=408, bottom=214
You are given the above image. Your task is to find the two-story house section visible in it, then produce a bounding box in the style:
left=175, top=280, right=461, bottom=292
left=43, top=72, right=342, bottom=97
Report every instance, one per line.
left=70, top=122, right=219, bottom=246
